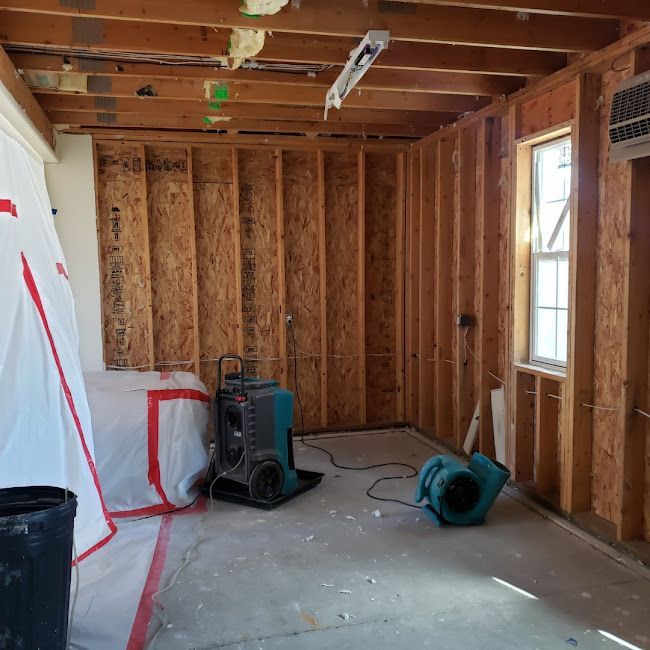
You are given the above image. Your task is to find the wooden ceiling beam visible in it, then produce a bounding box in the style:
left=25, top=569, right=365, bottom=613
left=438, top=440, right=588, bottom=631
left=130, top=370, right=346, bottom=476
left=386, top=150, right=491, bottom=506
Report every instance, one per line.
left=10, top=53, right=524, bottom=96
left=0, top=44, right=54, bottom=150
left=46, top=110, right=428, bottom=137
left=29, top=76, right=485, bottom=113
left=0, top=13, right=567, bottom=77
left=0, top=1, right=619, bottom=52
left=66, top=128, right=414, bottom=151
left=383, top=0, right=650, bottom=22
left=36, top=94, right=454, bottom=127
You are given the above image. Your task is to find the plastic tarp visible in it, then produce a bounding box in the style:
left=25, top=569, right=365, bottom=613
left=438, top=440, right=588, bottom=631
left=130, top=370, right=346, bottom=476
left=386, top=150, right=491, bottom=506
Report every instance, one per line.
left=0, top=129, right=115, bottom=560
left=84, top=371, right=210, bottom=517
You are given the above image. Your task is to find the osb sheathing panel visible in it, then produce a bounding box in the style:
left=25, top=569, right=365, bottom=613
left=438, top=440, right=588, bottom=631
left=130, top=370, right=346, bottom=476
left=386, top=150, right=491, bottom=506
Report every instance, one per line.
left=408, top=150, right=421, bottom=425
left=238, top=149, right=281, bottom=382
left=591, top=64, right=632, bottom=524
left=498, top=113, right=511, bottom=383
left=283, top=151, right=322, bottom=429
left=325, top=152, right=360, bottom=426
left=96, top=142, right=151, bottom=368
left=192, top=148, right=238, bottom=395
left=365, top=153, right=398, bottom=423
left=450, top=144, right=459, bottom=442
left=520, top=81, right=576, bottom=138
left=146, top=146, right=195, bottom=373
left=472, top=128, right=483, bottom=415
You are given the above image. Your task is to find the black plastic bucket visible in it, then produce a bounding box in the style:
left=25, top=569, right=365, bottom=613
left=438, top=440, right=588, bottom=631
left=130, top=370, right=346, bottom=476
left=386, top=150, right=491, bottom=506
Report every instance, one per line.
left=0, top=486, right=77, bottom=650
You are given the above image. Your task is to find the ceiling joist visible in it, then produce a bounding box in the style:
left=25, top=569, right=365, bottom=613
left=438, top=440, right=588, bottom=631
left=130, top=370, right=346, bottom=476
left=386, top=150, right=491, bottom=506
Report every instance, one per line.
left=10, top=53, right=524, bottom=97
left=0, top=1, right=619, bottom=52
left=30, top=76, right=486, bottom=113
left=36, top=94, right=455, bottom=128
left=47, top=110, right=426, bottom=137
left=383, top=0, right=650, bottom=22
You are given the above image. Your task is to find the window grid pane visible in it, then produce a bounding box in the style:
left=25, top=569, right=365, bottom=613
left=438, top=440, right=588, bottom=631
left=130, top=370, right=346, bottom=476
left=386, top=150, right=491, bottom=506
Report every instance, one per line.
left=530, top=136, right=572, bottom=368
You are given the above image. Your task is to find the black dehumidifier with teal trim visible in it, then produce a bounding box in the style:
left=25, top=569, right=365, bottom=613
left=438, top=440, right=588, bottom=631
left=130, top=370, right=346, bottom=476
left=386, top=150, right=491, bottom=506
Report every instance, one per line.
left=203, top=354, right=322, bottom=508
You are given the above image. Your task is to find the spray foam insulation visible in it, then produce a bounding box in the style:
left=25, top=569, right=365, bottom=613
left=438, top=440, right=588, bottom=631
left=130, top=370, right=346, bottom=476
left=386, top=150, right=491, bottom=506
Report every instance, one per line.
left=228, top=28, right=266, bottom=70
left=239, top=0, right=289, bottom=16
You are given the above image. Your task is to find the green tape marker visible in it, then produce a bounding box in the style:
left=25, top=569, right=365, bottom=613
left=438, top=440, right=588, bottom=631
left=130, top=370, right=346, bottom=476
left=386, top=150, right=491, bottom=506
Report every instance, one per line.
left=214, top=85, right=229, bottom=100
left=208, top=101, right=221, bottom=110
left=203, top=116, right=214, bottom=124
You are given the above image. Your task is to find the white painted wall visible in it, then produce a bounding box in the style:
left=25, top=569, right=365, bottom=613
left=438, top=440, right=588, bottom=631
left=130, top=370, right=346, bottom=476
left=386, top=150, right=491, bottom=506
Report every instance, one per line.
left=46, top=133, right=104, bottom=371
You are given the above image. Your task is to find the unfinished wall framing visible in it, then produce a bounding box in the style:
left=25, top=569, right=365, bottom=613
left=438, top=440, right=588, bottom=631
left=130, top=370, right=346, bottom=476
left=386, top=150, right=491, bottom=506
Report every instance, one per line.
left=95, top=139, right=407, bottom=430
left=407, top=42, right=650, bottom=544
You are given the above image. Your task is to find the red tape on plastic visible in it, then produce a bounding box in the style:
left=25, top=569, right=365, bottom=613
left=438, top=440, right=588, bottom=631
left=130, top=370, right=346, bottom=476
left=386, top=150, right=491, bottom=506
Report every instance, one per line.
left=0, top=199, right=18, bottom=218
left=21, top=252, right=117, bottom=562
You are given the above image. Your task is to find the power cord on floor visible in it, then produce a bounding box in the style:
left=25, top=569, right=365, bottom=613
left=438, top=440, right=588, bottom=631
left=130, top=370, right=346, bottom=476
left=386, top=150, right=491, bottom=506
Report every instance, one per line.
left=288, top=320, right=420, bottom=511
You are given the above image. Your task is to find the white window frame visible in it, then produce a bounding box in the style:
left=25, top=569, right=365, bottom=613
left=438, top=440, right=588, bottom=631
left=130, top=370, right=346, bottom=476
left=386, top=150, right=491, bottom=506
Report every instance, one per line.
left=529, top=135, right=572, bottom=370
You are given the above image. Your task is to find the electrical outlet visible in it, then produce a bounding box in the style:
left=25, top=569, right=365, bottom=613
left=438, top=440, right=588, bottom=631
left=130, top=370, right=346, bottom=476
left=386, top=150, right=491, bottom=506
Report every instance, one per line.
left=285, top=312, right=293, bottom=326
left=456, top=313, right=473, bottom=328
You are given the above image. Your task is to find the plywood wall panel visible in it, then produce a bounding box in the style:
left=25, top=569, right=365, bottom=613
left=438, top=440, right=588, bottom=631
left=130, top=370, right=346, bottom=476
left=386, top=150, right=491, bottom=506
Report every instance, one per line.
left=283, top=151, right=322, bottom=429
left=96, top=139, right=403, bottom=430
left=146, top=146, right=195, bottom=373
left=238, top=149, right=282, bottom=382
left=95, top=142, right=152, bottom=369
left=365, top=153, right=398, bottom=423
left=325, top=152, right=361, bottom=426
left=407, top=150, right=421, bottom=425
left=192, top=147, right=238, bottom=395
left=520, top=81, right=576, bottom=137
left=591, top=65, right=632, bottom=524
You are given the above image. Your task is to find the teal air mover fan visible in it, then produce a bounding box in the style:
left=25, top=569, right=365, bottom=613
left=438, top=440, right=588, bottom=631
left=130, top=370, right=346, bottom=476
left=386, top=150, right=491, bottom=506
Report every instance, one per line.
left=415, top=453, right=510, bottom=526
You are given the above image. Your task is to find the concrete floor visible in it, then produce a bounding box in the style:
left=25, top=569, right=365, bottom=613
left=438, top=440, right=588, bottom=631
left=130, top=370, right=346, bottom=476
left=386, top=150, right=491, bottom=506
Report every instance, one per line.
left=151, top=430, right=650, bottom=650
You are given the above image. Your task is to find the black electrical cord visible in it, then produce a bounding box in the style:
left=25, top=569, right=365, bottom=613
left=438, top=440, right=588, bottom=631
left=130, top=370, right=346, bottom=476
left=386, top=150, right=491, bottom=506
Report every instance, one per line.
left=288, top=320, right=420, bottom=511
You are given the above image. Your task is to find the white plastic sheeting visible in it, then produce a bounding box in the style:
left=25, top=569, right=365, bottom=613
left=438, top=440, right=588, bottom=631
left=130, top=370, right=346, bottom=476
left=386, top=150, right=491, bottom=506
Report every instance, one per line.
left=69, top=517, right=163, bottom=650
left=0, top=129, right=115, bottom=560
left=85, top=371, right=210, bottom=517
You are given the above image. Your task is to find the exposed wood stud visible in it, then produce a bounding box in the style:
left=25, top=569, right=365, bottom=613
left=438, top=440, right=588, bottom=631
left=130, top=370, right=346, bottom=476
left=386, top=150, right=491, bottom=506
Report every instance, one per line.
left=317, top=150, right=328, bottom=429
left=275, top=149, right=288, bottom=388
left=514, top=371, right=536, bottom=481
left=435, top=137, right=456, bottom=444
left=395, top=152, right=406, bottom=423
left=231, top=148, right=244, bottom=360
left=358, top=150, right=367, bottom=425
left=418, top=144, right=436, bottom=434
left=561, top=74, right=600, bottom=514
left=456, top=127, right=478, bottom=449
left=186, top=146, right=201, bottom=375
left=477, top=117, right=501, bottom=458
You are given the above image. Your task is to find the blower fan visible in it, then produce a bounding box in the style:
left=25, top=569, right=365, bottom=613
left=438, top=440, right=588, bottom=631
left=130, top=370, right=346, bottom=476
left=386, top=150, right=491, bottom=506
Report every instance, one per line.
left=415, top=453, right=510, bottom=526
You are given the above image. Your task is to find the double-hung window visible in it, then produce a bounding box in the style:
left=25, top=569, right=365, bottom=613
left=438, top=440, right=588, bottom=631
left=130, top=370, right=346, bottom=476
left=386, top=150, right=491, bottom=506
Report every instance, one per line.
left=530, top=137, right=572, bottom=368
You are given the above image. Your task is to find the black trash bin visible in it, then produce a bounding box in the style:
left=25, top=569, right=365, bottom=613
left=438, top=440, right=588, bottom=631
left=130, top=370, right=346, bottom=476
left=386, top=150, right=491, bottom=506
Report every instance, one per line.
left=0, top=486, right=77, bottom=650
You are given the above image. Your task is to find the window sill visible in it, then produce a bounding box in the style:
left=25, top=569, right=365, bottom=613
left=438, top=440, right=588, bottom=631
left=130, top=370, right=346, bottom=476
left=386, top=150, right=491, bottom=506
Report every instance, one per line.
left=514, top=361, right=566, bottom=382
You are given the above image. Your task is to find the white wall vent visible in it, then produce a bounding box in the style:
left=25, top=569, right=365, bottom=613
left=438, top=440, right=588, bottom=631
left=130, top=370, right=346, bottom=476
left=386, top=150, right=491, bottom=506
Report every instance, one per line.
left=609, top=69, right=650, bottom=162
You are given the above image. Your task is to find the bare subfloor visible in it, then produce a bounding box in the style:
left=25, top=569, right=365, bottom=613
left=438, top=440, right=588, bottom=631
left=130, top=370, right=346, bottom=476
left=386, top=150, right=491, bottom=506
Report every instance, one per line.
left=150, top=430, right=650, bottom=650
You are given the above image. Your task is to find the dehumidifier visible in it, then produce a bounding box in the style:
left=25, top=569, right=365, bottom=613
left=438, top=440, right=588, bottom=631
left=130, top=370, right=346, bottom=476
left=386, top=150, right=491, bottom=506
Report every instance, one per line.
left=205, top=355, right=322, bottom=507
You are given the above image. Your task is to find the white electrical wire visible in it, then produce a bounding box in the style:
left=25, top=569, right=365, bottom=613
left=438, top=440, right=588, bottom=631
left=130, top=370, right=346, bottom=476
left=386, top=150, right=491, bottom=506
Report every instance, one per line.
left=147, top=530, right=206, bottom=650
left=462, top=328, right=505, bottom=385
left=635, top=407, right=650, bottom=420
left=581, top=402, right=619, bottom=412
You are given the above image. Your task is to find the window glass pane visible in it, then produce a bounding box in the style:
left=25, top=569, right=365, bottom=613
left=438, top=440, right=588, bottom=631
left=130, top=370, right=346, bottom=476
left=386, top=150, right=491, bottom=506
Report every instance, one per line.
left=535, top=307, right=557, bottom=360
left=557, top=258, right=569, bottom=309
left=532, top=138, right=572, bottom=254
left=536, top=257, right=558, bottom=308
left=556, top=309, right=568, bottom=362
